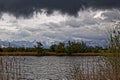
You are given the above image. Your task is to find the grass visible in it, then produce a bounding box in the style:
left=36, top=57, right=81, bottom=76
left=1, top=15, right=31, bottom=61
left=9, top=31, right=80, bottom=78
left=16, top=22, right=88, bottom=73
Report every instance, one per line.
left=0, top=56, right=27, bottom=80
left=0, top=52, right=119, bottom=56
left=66, top=56, right=120, bottom=80
left=0, top=52, right=38, bottom=56
left=0, top=52, right=100, bottom=56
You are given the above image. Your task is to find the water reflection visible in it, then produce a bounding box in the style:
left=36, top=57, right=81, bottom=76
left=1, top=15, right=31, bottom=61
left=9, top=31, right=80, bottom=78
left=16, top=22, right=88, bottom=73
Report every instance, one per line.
left=0, top=56, right=118, bottom=80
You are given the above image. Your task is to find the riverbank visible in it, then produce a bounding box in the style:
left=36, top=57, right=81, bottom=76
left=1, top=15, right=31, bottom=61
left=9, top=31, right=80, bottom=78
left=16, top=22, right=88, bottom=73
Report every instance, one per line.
left=0, top=52, right=118, bottom=56
left=0, top=52, right=101, bottom=56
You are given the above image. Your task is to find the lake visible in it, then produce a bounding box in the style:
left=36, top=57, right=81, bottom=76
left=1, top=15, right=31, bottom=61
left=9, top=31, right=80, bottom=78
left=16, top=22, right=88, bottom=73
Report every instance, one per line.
left=0, top=56, right=117, bottom=80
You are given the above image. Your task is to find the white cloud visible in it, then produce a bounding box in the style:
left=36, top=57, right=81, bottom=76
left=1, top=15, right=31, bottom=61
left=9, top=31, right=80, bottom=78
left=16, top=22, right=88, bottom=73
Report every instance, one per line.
left=94, top=10, right=107, bottom=20
left=0, top=9, right=120, bottom=45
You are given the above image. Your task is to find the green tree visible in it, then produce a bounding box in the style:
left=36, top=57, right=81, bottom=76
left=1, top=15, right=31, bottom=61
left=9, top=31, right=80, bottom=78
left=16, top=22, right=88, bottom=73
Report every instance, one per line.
left=65, top=41, right=87, bottom=55
left=65, top=41, right=72, bottom=55
left=35, top=42, right=44, bottom=54
left=50, top=44, right=56, bottom=52
left=54, top=42, right=65, bottom=53
left=0, top=47, right=3, bottom=52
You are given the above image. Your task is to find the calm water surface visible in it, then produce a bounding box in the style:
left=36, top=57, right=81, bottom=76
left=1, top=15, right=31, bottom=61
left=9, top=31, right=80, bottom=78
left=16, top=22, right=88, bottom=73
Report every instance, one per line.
left=1, top=56, right=106, bottom=80
left=22, top=56, right=104, bottom=80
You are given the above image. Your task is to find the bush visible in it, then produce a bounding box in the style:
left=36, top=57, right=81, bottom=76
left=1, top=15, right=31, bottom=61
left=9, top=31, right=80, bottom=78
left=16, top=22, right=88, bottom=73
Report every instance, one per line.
left=0, top=48, right=3, bottom=52
left=54, top=43, right=65, bottom=53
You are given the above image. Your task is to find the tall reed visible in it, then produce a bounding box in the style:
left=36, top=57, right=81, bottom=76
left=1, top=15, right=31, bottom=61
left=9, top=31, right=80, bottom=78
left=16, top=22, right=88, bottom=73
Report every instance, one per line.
left=0, top=56, right=26, bottom=80
left=66, top=56, right=120, bottom=80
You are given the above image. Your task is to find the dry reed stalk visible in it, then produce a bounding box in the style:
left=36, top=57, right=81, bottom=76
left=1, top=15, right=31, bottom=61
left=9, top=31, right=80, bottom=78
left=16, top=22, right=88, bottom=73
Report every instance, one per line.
left=0, top=56, right=27, bottom=80
left=66, top=56, right=120, bottom=80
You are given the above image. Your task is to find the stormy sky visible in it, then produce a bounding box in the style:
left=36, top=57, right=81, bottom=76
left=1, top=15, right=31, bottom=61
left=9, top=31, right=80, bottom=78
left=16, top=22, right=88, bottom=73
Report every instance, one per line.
left=0, top=0, right=120, bottom=45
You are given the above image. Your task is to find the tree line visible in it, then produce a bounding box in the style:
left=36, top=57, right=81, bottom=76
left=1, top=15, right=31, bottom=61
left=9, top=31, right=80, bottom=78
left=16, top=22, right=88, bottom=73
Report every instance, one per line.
left=49, top=41, right=103, bottom=54
left=0, top=40, right=104, bottom=54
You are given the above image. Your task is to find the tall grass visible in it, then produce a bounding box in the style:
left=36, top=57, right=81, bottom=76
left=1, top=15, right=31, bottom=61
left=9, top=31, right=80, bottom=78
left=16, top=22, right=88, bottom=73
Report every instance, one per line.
left=0, top=56, right=120, bottom=80
left=66, top=56, right=120, bottom=80
left=0, top=56, right=27, bottom=80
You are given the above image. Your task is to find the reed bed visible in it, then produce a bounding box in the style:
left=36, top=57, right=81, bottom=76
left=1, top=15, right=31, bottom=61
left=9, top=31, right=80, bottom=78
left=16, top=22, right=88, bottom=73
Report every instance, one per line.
left=0, top=56, right=27, bottom=80
left=66, top=56, right=120, bottom=80
left=0, top=55, right=120, bottom=80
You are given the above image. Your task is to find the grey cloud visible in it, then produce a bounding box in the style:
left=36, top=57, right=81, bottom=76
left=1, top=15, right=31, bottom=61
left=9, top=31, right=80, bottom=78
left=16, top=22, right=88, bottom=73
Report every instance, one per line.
left=0, top=0, right=120, bottom=17
left=46, top=22, right=62, bottom=29
left=65, top=18, right=99, bottom=28
left=65, top=20, right=82, bottom=27
left=24, top=27, right=43, bottom=32
left=0, top=9, right=120, bottom=45
left=8, top=29, right=32, bottom=40
left=103, top=9, right=120, bottom=21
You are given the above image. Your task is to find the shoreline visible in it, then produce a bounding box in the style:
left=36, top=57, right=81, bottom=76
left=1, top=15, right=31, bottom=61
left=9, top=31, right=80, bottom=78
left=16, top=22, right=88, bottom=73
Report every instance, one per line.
left=0, top=52, right=99, bottom=56
left=0, top=52, right=119, bottom=56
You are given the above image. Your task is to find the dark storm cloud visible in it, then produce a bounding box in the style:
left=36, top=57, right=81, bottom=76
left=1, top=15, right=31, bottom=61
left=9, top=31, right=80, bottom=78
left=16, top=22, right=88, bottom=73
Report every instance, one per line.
left=0, top=0, right=120, bottom=17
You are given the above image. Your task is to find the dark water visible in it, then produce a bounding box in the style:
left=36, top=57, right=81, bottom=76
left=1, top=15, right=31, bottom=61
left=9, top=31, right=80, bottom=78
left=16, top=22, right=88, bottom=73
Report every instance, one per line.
left=0, top=56, right=106, bottom=80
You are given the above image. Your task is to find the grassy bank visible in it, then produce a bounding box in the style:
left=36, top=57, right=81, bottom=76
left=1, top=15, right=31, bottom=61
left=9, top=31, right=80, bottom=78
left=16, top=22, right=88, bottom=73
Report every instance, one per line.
left=0, top=52, right=101, bottom=56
